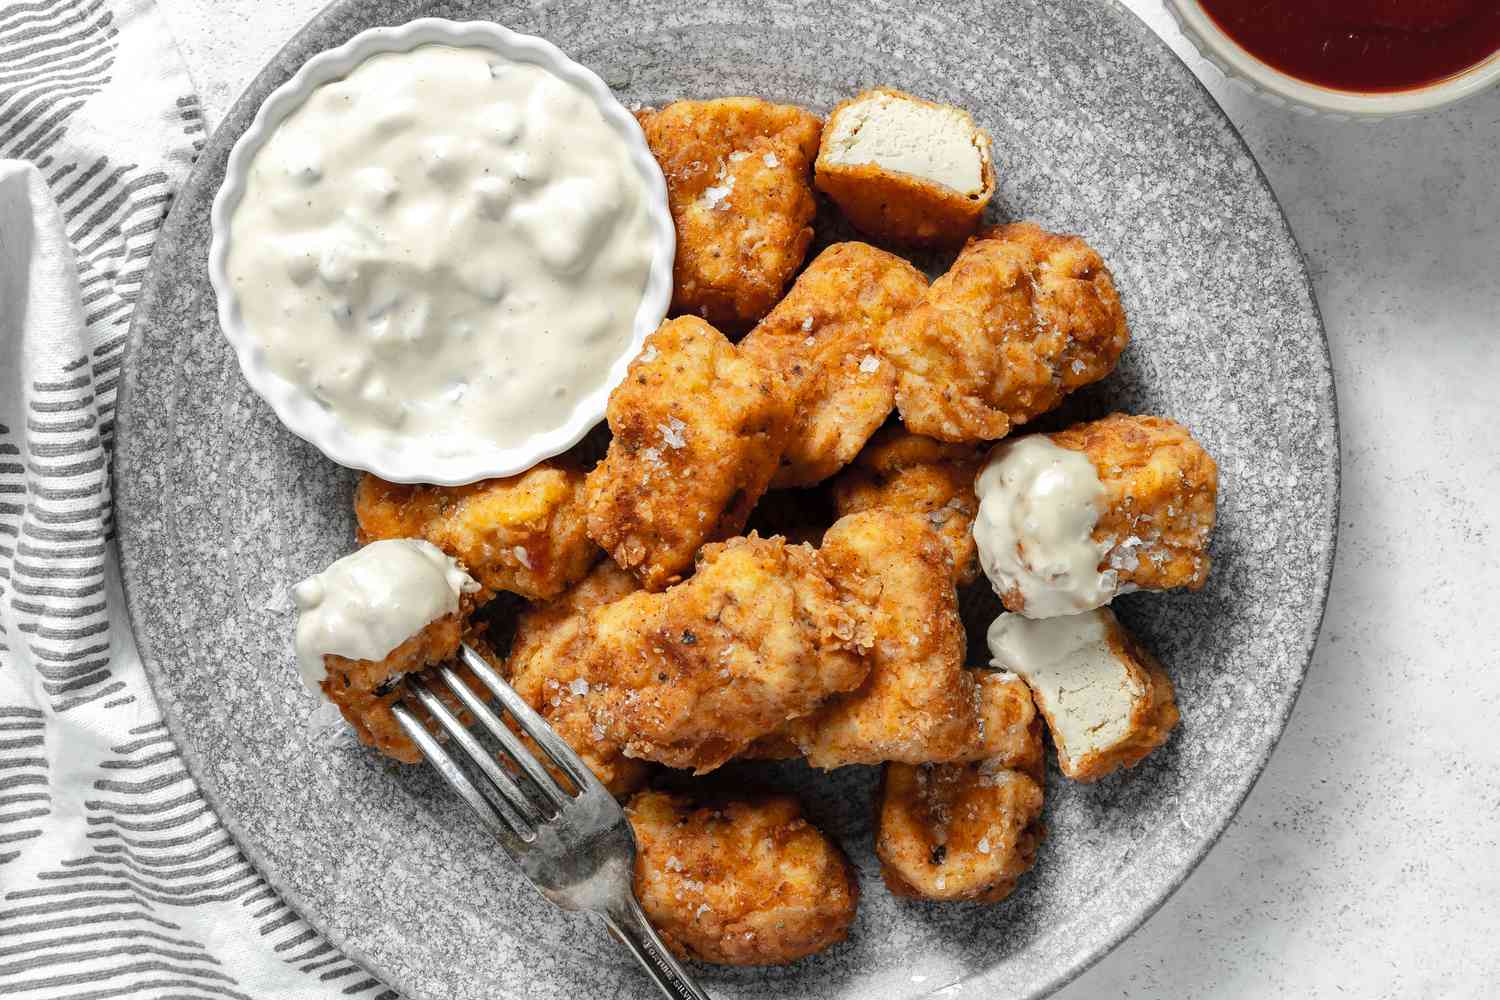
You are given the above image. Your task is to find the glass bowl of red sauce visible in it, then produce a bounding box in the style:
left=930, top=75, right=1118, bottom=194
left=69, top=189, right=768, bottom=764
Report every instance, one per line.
left=1165, top=0, right=1500, bottom=116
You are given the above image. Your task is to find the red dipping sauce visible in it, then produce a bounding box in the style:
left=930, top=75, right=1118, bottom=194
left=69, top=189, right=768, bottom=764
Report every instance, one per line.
left=1198, top=0, right=1500, bottom=93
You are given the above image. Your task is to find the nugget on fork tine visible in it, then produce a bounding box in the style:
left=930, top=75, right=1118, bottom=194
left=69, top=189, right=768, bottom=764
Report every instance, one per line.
left=390, top=644, right=711, bottom=1000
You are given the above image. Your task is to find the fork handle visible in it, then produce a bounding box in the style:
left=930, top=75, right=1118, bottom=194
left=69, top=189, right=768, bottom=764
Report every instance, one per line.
left=602, top=895, right=712, bottom=1000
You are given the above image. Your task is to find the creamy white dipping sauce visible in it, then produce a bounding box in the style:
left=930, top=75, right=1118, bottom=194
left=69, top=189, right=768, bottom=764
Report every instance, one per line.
left=228, top=45, right=654, bottom=457
left=987, top=609, right=1139, bottom=759
left=974, top=435, right=1116, bottom=619
left=292, top=538, right=477, bottom=692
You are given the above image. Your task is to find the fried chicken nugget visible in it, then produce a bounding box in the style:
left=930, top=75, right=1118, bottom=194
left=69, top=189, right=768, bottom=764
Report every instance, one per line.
left=320, top=616, right=500, bottom=765
left=789, top=510, right=980, bottom=767
left=815, top=87, right=996, bottom=248
left=506, top=560, right=651, bottom=798
left=886, top=222, right=1130, bottom=443
left=759, top=663, right=1039, bottom=765
left=739, top=242, right=928, bottom=486
left=965, top=670, right=1046, bottom=773
left=1048, top=413, right=1218, bottom=595
left=628, top=788, right=859, bottom=965
left=831, top=424, right=984, bottom=585
left=875, top=671, right=1044, bottom=903
left=989, top=607, right=1179, bottom=782
left=355, top=463, right=598, bottom=601
left=639, top=98, right=822, bottom=332
left=876, top=756, right=1045, bottom=903
left=585, top=317, right=794, bottom=591
left=573, top=535, right=872, bottom=772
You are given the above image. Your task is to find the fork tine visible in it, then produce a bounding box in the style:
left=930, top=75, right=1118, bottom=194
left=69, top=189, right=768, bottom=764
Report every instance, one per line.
left=436, top=665, right=575, bottom=813
left=458, top=643, right=602, bottom=795
left=405, top=682, right=547, bottom=831
left=390, top=702, right=532, bottom=850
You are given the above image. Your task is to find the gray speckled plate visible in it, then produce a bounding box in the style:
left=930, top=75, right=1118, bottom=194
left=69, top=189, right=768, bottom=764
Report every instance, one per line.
left=114, top=2, right=1339, bottom=998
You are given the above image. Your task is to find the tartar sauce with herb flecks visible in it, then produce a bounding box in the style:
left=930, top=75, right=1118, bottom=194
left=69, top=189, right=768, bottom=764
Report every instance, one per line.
left=228, top=45, right=654, bottom=458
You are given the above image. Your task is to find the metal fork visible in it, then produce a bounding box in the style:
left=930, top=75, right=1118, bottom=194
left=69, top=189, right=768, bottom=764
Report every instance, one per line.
left=389, top=643, right=710, bottom=1000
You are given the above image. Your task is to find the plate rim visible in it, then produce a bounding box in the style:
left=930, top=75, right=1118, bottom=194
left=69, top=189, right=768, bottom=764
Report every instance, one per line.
left=113, top=1, right=1341, bottom=997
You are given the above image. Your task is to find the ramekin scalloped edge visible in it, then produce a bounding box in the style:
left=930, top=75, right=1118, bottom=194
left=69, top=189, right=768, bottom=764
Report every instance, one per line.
left=208, top=18, right=674, bottom=485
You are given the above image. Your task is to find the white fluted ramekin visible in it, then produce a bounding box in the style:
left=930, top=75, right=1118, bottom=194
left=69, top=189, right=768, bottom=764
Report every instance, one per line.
left=209, top=18, right=674, bottom=485
left=1165, top=0, right=1500, bottom=118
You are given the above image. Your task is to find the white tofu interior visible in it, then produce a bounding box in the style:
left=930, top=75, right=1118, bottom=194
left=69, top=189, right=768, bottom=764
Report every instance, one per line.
left=987, top=608, right=1142, bottom=761
left=824, top=92, right=987, bottom=196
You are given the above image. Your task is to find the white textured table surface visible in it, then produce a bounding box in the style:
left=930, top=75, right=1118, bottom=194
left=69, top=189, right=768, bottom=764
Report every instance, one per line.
left=157, top=1, right=1500, bottom=996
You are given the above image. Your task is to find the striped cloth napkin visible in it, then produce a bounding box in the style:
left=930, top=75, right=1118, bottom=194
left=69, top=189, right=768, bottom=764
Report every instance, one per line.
left=0, top=2, right=395, bottom=997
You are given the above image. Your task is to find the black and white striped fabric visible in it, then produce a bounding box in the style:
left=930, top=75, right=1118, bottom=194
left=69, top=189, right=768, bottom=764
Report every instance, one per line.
left=0, top=3, right=395, bottom=997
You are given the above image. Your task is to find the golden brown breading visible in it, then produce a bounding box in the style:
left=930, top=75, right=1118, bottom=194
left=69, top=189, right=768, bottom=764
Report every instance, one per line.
left=886, top=222, right=1130, bottom=442
left=965, top=670, right=1046, bottom=775
left=507, top=560, right=641, bottom=670
left=585, top=317, right=794, bottom=591
left=762, top=666, right=1039, bottom=767
left=876, top=758, right=1045, bottom=903
left=355, top=463, right=597, bottom=601
left=320, top=612, right=482, bottom=764
left=639, top=98, right=822, bottom=332
left=507, top=560, right=650, bottom=798
left=789, top=510, right=978, bottom=768
left=1047, top=413, right=1218, bottom=594
left=738, top=242, right=928, bottom=486
left=567, top=535, right=872, bottom=773
left=814, top=88, right=996, bottom=248
left=628, top=788, right=859, bottom=966
left=874, top=664, right=1045, bottom=902
left=831, top=424, right=983, bottom=585
left=762, top=662, right=1040, bottom=764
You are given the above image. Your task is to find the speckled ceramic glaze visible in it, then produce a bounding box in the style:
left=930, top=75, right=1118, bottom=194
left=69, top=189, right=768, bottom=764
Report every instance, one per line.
left=114, top=2, right=1339, bottom=998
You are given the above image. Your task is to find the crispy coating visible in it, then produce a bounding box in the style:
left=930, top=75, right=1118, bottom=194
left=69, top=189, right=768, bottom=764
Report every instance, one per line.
left=832, top=424, right=983, bottom=585
left=876, top=758, right=1045, bottom=903
left=739, top=242, right=928, bottom=486
left=873, top=665, right=1045, bottom=902
left=507, top=560, right=642, bottom=669
left=814, top=88, right=996, bottom=248
left=887, top=222, right=1130, bottom=442
left=763, top=666, right=1039, bottom=766
left=585, top=317, right=794, bottom=590
left=507, top=560, right=650, bottom=798
left=965, top=670, right=1046, bottom=775
left=628, top=788, right=859, bottom=966
left=567, top=535, right=872, bottom=772
left=790, top=510, right=979, bottom=768
left=640, top=98, right=823, bottom=332
left=1047, top=413, right=1218, bottom=594
left=320, top=612, right=483, bottom=764
left=355, top=463, right=597, bottom=601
